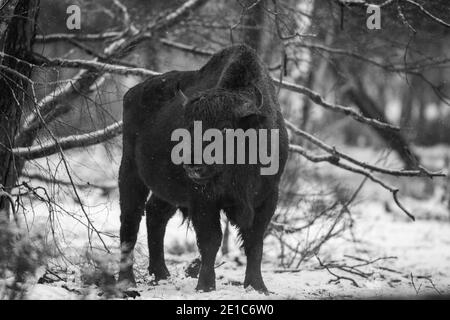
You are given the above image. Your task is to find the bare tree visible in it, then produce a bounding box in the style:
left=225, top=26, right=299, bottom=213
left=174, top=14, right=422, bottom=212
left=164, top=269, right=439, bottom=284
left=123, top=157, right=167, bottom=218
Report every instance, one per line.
left=0, top=0, right=40, bottom=219
left=0, top=0, right=448, bottom=225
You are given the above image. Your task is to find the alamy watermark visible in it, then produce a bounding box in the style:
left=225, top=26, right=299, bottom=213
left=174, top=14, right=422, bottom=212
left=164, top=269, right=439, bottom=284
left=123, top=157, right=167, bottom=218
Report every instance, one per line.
left=366, top=5, right=381, bottom=30
left=66, top=4, right=81, bottom=30
left=171, top=121, right=280, bottom=176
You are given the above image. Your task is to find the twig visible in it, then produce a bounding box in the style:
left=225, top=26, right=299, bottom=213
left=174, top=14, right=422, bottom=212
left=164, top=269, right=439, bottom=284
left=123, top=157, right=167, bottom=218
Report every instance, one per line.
left=0, top=183, right=17, bottom=225
left=416, top=275, right=442, bottom=295
left=403, top=0, right=450, bottom=29
left=410, top=273, right=421, bottom=294
left=22, top=172, right=116, bottom=193
left=316, top=256, right=359, bottom=287
left=0, top=0, right=11, bottom=11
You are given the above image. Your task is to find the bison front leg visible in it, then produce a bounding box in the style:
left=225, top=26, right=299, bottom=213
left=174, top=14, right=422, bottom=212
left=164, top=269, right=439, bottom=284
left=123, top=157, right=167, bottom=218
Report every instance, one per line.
left=191, top=202, right=222, bottom=292
left=241, top=192, right=278, bottom=294
left=118, top=158, right=149, bottom=287
left=146, top=195, right=176, bottom=281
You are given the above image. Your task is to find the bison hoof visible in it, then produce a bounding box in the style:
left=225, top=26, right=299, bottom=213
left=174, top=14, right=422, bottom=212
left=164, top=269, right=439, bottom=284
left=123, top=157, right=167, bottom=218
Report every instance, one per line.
left=195, top=271, right=216, bottom=292
left=244, top=278, right=269, bottom=295
left=148, top=264, right=170, bottom=282
left=195, top=282, right=216, bottom=292
left=118, top=269, right=137, bottom=289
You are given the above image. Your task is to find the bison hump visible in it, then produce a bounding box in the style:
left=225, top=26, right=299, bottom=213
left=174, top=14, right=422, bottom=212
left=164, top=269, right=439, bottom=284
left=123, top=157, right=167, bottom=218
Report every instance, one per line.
left=200, top=44, right=263, bottom=90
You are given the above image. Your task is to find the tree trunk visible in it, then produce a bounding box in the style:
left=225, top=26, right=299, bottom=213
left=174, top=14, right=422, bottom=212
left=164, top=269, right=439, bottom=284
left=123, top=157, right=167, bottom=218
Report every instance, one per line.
left=0, top=0, right=40, bottom=219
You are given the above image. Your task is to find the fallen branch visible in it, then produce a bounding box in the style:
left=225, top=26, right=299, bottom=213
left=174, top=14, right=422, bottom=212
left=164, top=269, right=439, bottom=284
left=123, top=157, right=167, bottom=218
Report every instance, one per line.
left=316, top=256, right=359, bottom=287
left=315, top=254, right=399, bottom=288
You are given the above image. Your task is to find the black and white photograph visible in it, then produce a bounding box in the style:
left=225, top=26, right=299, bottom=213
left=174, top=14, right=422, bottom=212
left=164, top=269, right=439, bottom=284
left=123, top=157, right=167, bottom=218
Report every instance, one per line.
left=0, top=0, right=449, bottom=303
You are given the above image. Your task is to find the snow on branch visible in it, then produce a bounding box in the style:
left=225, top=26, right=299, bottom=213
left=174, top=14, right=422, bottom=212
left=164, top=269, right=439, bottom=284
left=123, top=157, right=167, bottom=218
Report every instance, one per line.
left=38, top=57, right=159, bottom=77
left=11, top=121, right=123, bottom=160
left=276, top=81, right=399, bottom=131
left=284, top=120, right=444, bottom=178
left=35, top=32, right=122, bottom=43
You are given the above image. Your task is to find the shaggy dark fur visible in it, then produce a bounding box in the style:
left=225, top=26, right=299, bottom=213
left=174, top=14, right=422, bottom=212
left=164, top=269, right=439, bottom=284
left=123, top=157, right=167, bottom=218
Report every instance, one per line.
left=118, top=44, right=288, bottom=293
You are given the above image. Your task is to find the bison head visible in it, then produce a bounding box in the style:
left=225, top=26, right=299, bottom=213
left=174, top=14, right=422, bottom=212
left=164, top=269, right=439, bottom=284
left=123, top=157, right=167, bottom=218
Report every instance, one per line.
left=177, top=85, right=264, bottom=185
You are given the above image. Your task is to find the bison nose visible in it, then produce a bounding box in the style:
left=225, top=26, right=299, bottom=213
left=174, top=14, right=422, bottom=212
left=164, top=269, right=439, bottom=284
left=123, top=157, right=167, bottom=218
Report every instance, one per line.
left=183, top=164, right=210, bottom=180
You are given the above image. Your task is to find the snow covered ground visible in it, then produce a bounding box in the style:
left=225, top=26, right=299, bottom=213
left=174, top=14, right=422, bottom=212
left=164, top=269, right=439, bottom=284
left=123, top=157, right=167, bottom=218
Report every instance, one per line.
left=15, top=143, right=450, bottom=299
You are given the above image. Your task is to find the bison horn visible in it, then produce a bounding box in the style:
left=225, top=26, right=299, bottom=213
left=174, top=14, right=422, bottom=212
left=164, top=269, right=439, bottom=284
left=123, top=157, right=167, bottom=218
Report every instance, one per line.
left=253, top=84, right=263, bottom=110
left=176, top=83, right=189, bottom=107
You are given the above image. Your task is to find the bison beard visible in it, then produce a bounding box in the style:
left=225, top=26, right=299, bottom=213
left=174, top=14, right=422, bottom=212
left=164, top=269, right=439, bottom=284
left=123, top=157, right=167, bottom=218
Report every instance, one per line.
left=118, top=44, right=289, bottom=293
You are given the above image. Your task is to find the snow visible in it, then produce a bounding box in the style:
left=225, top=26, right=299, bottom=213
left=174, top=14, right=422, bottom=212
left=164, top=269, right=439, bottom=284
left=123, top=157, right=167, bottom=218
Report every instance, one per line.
left=13, top=144, right=450, bottom=299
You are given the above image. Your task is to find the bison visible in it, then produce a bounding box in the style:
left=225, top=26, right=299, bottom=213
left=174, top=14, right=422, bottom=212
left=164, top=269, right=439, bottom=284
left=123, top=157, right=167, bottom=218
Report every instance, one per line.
left=118, top=44, right=288, bottom=293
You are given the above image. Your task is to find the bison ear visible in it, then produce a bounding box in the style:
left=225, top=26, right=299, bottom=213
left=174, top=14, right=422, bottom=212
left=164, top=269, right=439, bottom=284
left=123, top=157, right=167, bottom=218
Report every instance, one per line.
left=235, top=102, right=261, bottom=118
left=176, top=83, right=189, bottom=107
left=235, top=85, right=265, bottom=128
left=235, top=103, right=265, bottom=129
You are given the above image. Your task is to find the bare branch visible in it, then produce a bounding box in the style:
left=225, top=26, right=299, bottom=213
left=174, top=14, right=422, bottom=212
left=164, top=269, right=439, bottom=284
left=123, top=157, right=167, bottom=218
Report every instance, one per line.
left=288, top=143, right=416, bottom=221
left=285, top=40, right=450, bottom=73
left=35, top=32, right=122, bottom=43
left=404, top=0, right=450, bottom=29
left=285, top=120, right=444, bottom=178
left=112, top=0, right=131, bottom=29
left=160, top=38, right=213, bottom=57
left=10, top=121, right=123, bottom=160
left=21, top=172, right=116, bottom=193
left=37, top=57, right=159, bottom=77
left=9, top=107, right=446, bottom=221
left=158, top=39, right=401, bottom=131
left=8, top=114, right=428, bottom=222
left=277, top=80, right=400, bottom=131
left=15, top=0, right=211, bottom=148
left=33, top=56, right=400, bottom=133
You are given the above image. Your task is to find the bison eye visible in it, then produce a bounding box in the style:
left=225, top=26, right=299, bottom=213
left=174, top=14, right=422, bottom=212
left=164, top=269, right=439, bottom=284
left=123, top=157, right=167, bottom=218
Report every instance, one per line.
left=217, top=121, right=232, bottom=131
